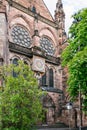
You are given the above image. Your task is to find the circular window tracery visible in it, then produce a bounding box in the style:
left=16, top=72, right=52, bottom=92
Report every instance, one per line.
left=40, top=37, right=55, bottom=56
left=11, top=25, right=31, bottom=48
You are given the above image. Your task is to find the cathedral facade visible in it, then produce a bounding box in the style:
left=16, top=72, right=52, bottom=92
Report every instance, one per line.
left=0, top=0, right=68, bottom=125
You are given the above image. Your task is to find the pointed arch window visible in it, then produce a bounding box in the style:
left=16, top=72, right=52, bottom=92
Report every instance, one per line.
left=12, top=58, right=18, bottom=77
left=49, top=68, right=54, bottom=87
left=41, top=68, right=54, bottom=88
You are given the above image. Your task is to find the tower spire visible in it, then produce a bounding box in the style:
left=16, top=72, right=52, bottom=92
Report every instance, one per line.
left=55, top=0, right=67, bottom=52
left=56, top=0, right=63, bottom=12
left=55, top=0, right=65, bottom=27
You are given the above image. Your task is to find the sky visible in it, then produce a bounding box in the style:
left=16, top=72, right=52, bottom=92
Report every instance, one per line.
left=44, top=0, right=87, bottom=34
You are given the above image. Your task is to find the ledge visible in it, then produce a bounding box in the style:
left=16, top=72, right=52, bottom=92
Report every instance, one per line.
left=41, top=87, right=63, bottom=94
left=9, top=42, right=60, bottom=65
left=9, top=42, right=33, bottom=58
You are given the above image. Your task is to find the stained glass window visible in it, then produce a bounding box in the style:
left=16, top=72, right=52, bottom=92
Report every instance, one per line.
left=11, top=25, right=31, bottom=48
left=40, top=37, right=55, bottom=56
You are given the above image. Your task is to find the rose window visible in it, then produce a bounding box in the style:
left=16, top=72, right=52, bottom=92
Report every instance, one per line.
left=40, top=37, right=55, bottom=55
left=11, top=25, right=31, bottom=48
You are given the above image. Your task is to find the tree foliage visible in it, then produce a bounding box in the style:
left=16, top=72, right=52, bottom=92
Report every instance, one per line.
left=0, top=61, right=44, bottom=130
left=61, top=8, right=87, bottom=110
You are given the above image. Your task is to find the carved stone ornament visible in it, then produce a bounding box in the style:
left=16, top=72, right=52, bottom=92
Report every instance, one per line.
left=11, top=25, right=31, bottom=48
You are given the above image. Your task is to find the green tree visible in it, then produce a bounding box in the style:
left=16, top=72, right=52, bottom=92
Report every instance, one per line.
left=0, top=61, right=44, bottom=130
left=62, top=8, right=87, bottom=110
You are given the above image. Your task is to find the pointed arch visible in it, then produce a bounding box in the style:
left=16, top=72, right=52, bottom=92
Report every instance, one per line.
left=22, top=58, right=31, bottom=66
left=10, top=55, right=21, bottom=62
left=39, top=27, right=58, bottom=46
left=9, top=14, right=33, bottom=43
left=9, top=14, right=32, bottom=32
left=43, top=94, right=55, bottom=108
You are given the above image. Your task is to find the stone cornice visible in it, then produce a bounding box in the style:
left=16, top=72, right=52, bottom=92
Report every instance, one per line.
left=9, top=41, right=33, bottom=58
left=6, top=0, right=57, bottom=28
left=9, top=42, right=60, bottom=66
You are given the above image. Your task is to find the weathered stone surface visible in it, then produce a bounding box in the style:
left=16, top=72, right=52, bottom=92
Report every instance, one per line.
left=1, top=0, right=86, bottom=128
left=0, top=13, right=7, bottom=57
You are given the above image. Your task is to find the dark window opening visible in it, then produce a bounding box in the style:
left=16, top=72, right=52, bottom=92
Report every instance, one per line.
left=49, top=69, right=54, bottom=87
left=13, top=58, right=18, bottom=65
left=31, top=6, right=36, bottom=13
left=41, top=73, right=46, bottom=87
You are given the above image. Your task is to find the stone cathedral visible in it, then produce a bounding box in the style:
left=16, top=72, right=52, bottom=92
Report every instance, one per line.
left=0, top=0, right=69, bottom=125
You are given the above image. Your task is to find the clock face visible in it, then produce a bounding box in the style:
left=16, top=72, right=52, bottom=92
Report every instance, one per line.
left=40, top=37, right=55, bottom=56
left=35, top=59, right=44, bottom=71
left=11, top=25, right=31, bottom=48
left=32, top=56, right=45, bottom=73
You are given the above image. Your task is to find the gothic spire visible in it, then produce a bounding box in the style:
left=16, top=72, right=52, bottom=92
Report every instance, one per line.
left=56, top=0, right=63, bottom=12
left=55, top=0, right=65, bottom=22
left=55, top=0, right=67, bottom=46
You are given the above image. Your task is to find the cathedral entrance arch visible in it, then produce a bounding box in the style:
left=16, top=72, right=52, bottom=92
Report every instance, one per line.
left=42, top=95, right=55, bottom=125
